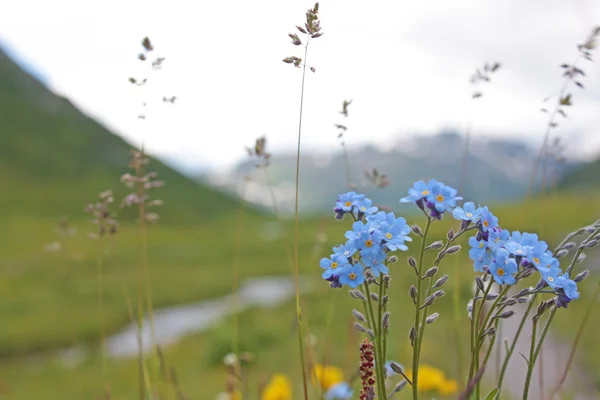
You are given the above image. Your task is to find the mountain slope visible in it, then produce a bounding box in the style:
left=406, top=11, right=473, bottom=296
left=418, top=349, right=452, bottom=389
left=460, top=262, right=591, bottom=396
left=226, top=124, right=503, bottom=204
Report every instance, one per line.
left=558, top=157, right=600, bottom=190
left=0, top=48, right=242, bottom=224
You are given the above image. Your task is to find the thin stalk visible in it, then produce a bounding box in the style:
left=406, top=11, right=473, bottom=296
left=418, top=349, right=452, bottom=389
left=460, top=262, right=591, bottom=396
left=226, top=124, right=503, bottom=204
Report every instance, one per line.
left=363, top=282, right=386, bottom=397
left=497, top=298, right=535, bottom=392
left=382, top=277, right=389, bottom=364
left=135, top=159, right=147, bottom=400
left=469, top=279, right=493, bottom=386
left=412, top=217, right=432, bottom=400
left=522, top=317, right=538, bottom=400
left=377, top=279, right=388, bottom=399
left=452, top=258, right=465, bottom=386
left=230, top=179, right=248, bottom=360
left=96, top=248, right=107, bottom=376
left=293, top=39, right=311, bottom=400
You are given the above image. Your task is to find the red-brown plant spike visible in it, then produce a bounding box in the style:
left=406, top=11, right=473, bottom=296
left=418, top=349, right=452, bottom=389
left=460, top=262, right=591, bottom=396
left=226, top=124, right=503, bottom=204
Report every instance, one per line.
left=359, top=338, right=376, bottom=400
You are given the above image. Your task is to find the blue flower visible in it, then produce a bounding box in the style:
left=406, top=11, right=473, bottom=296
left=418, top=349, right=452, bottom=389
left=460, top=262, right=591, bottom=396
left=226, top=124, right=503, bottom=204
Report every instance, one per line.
left=549, top=273, right=579, bottom=300
left=379, top=216, right=412, bottom=251
left=452, top=201, right=483, bottom=221
left=325, top=382, right=353, bottom=400
left=319, top=255, right=349, bottom=280
left=357, top=197, right=378, bottom=215
left=488, top=229, right=511, bottom=250
left=479, top=206, right=499, bottom=233
left=332, top=241, right=357, bottom=260
left=489, top=249, right=518, bottom=285
left=526, top=241, right=551, bottom=270
left=468, top=236, right=492, bottom=272
left=339, top=263, right=366, bottom=288
left=426, top=182, right=461, bottom=213
left=539, top=259, right=561, bottom=286
left=511, top=231, right=539, bottom=248
left=335, top=191, right=364, bottom=212
left=400, top=179, right=438, bottom=204
left=362, top=250, right=388, bottom=276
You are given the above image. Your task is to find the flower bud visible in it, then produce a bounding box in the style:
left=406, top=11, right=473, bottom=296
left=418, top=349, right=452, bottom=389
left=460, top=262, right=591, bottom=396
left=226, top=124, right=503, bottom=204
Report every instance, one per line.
left=475, top=276, right=485, bottom=292
left=354, top=322, right=367, bottom=333
left=420, top=294, right=435, bottom=309
left=585, top=239, right=598, bottom=248
left=370, top=292, right=379, bottom=301
left=426, top=240, right=443, bottom=251
left=366, top=329, right=376, bottom=339
left=382, top=311, right=391, bottom=329
left=407, top=256, right=416, bottom=269
left=447, top=229, right=455, bottom=240
left=423, top=266, right=438, bottom=279
left=445, top=245, right=461, bottom=255
left=409, top=285, right=418, bottom=304
left=497, top=310, right=516, bottom=319
left=352, top=309, right=367, bottom=322
left=576, top=253, right=587, bottom=264
left=426, top=312, right=440, bottom=324
left=388, top=255, right=398, bottom=263
left=433, top=274, right=449, bottom=289
left=563, top=241, right=577, bottom=250
left=411, top=224, right=422, bottom=236
left=574, top=269, right=589, bottom=283
left=555, top=249, right=569, bottom=259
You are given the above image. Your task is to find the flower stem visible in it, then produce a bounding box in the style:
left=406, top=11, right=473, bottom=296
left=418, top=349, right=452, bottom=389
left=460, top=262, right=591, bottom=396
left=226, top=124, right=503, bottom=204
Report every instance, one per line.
left=412, top=217, right=432, bottom=400
left=522, top=317, right=538, bottom=400
left=377, top=279, right=388, bottom=399
left=293, top=38, right=311, bottom=400
left=497, top=298, right=535, bottom=393
left=363, top=282, right=386, bottom=397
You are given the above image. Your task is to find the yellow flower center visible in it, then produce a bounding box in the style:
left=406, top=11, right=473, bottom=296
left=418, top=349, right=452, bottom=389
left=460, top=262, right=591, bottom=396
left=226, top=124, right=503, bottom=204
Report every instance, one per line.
left=496, top=268, right=505, bottom=277
left=465, top=212, right=473, bottom=218
left=533, top=257, right=540, bottom=264
left=436, top=195, right=444, bottom=202
left=548, top=276, right=554, bottom=282
left=479, top=242, right=484, bottom=248
left=331, top=262, right=338, bottom=269
left=348, top=273, right=357, bottom=280
left=360, top=206, right=366, bottom=211
left=483, top=220, right=489, bottom=227
left=421, top=189, right=430, bottom=196
left=365, top=239, right=373, bottom=248
left=385, top=233, right=393, bottom=239
left=345, top=201, right=352, bottom=207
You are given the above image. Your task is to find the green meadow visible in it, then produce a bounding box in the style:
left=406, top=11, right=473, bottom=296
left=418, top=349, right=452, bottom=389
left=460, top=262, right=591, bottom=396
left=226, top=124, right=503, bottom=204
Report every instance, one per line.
left=1, top=190, right=599, bottom=399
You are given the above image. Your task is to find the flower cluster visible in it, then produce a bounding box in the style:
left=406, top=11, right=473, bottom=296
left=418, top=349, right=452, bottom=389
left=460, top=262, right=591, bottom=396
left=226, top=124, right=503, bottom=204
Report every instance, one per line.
left=461, top=201, right=580, bottom=307
left=400, top=179, right=462, bottom=219
left=321, top=192, right=412, bottom=288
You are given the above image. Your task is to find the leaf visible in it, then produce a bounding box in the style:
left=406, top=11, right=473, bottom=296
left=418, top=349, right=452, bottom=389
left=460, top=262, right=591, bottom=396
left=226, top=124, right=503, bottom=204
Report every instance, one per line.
left=575, top=81, right=585, bottom=89
left=484, top=388, right=499, bottom=400
left=559, top=94, right=572, bottom=106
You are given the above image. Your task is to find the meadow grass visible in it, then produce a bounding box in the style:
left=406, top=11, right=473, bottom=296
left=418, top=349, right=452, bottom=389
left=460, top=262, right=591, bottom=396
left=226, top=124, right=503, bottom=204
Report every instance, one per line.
left=0, top=189, right=598, bottom=398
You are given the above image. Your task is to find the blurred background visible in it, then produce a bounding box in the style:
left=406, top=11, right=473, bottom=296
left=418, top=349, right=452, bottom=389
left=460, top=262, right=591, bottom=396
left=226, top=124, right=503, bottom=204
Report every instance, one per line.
left=1, top=0, right=600, bottom=399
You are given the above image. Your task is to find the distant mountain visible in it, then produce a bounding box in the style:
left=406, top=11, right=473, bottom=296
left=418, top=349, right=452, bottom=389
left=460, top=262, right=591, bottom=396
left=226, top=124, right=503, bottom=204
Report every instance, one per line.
left=0, top=48, right=243, bottom=224
left=202, top=131, right=582, bottom=215
left=557, top=156, right=600, bottom=191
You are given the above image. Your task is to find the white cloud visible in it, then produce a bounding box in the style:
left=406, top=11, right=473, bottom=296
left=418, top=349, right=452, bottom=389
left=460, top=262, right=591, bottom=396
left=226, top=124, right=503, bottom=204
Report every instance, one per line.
left=1, top=0, right=599, bottom=172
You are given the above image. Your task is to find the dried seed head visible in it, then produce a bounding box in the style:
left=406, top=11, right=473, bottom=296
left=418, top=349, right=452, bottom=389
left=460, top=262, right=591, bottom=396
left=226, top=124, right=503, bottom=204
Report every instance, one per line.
left=574, top=269, right=589, bottom=283
left=433, top=274, right=449, bottom=289
left=352, top=309, right=367, bottom=322
left=426, top=312, right=440, bottom=324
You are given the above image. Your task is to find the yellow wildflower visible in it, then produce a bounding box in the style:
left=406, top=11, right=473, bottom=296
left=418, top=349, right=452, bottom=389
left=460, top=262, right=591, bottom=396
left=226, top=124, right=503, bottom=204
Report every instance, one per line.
left=261, top=373, right=292, bottom=400
left=404, top=364, right=457, bottom=395
left=311, top=364, right=344, bottom=391
left=439, top=379, right=458, bottom=396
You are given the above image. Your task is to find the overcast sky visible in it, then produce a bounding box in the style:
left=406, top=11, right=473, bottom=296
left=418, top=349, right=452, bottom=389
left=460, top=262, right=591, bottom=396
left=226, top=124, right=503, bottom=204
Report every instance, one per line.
left=1, top=0, right=599, bottom=173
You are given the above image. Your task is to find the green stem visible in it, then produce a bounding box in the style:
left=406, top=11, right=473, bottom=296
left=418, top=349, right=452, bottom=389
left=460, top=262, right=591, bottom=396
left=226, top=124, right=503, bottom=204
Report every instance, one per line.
left=469, top=279, right=493, bottom=390
left=377, top=279, right=388, bottom=399
left=382, top=277, right=389, bottom=367
left=293, top=37, right=311, bottom=400
left=412, top=217, right=432, bottom=400
left=522, top=317, right=538, bottom=400
left=363, top=282, right=386, bottom=397
left=497, top=298, right=535, bottom=393
left=451, top=258, right=465, bottom=387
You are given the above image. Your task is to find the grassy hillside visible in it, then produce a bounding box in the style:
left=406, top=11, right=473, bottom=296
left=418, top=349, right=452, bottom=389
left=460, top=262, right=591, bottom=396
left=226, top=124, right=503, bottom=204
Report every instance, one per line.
left=558, top=157, right=600, bottom=191
left=0, top=48, right=242, bottom=224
